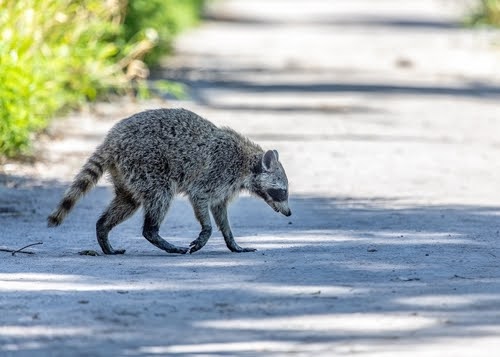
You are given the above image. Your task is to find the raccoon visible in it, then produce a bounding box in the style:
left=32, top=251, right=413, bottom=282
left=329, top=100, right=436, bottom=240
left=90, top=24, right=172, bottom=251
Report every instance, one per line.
left=48, top=108, right=291, bottom=255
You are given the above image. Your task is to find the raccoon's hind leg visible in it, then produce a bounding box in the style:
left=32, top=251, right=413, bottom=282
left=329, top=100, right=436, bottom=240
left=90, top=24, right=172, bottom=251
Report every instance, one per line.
left=188, top=198, right=213, bottom=254
left=211, top=201, right=256, bottom=253
left=142, top=189, right=189, bottom=254
left=96, top=187, right=140, bottom=255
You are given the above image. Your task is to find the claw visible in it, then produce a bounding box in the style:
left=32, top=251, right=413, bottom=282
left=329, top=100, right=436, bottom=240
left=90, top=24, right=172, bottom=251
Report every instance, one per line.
left=188, top=238, right=205, bottom=254
left=188, top=245, right=199, bottom=254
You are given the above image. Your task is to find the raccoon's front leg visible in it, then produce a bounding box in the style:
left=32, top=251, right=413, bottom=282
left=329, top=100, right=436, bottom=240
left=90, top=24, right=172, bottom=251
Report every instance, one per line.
left=211, top=202, right=256, bottom=253
left=188, top=198, right=213, bottom=254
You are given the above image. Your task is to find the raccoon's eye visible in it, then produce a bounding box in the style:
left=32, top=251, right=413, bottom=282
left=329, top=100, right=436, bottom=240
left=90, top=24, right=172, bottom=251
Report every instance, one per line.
left=267, top=188, right=287, bottom=202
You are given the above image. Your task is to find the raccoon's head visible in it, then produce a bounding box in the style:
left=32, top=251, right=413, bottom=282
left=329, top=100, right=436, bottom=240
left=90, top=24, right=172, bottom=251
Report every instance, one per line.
left=250, top=150, right=291, bottom=217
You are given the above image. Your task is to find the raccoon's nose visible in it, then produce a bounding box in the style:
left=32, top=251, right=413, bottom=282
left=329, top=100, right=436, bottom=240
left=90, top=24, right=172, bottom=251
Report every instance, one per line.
left=284, top=209, right=292, bottom=217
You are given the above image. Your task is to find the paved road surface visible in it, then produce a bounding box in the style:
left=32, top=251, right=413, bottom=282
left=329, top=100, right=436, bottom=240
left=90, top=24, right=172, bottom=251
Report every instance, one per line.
left=2, top=0, right=500, bottom=355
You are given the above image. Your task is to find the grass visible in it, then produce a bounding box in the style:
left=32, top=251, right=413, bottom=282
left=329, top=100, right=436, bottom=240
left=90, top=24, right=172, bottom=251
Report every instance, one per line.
left=0, top=0, right=202, bottom=158
left=468, top=0, right=500, bottom=26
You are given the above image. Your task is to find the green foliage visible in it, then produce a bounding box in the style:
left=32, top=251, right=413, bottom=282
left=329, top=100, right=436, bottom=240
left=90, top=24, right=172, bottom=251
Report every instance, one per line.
left=123, top=0, right=204, bottom=65
left=153, top=80, right=188, bottom=100
left=0, top=0, right=202, bottom=157
left=468, top=0, right=500, bottom=26
left=0, top=0, right=127, bottom=156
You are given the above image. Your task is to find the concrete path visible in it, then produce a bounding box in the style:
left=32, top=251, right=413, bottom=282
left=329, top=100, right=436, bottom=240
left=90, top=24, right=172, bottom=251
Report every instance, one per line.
left=2, top=0, right=500, bottom=355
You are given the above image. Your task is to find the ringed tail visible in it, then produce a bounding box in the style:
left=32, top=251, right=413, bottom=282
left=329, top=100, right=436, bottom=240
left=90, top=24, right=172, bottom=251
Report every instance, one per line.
left=47, top=149, right=107, bottom=227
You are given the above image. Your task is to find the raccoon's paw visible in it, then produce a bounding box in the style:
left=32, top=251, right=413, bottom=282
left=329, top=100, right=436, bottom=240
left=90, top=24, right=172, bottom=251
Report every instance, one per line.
left=227, top=243, right=257, bottom=253
left=104, top=249, right=126, bottom=255
left=157, top=242, right=188, bottom=254
left=169, top=246, right=189, bottom=254
left=101, top=246, right=125, bottom=255
left=188, top=242, right=203, bottom=254
left=188, top=237, right=210, bottom=254
left=230, top=247, right=257, bottom=253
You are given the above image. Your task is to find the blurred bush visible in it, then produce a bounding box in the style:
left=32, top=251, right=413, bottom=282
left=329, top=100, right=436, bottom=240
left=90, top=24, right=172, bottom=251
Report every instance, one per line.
left=468, top=0, right=500, bottom=26
left=0, top=0, right=202, bottom=157
left=124, top=0, right=203, bottom=66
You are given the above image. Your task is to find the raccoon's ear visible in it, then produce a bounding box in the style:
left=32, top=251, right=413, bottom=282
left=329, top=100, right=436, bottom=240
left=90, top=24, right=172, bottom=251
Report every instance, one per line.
left=273, top=150, right=279, bottom=161
left=262, top=150, right=278, bottom=171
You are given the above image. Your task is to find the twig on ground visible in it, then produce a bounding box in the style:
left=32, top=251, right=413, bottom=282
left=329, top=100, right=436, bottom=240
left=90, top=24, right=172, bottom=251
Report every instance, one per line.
left=0, top=242, right=43, bottom=256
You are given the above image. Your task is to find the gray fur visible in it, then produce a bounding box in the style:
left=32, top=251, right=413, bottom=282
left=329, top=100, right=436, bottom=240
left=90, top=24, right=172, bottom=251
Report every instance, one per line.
left=47, top=108, right=291, bottom=255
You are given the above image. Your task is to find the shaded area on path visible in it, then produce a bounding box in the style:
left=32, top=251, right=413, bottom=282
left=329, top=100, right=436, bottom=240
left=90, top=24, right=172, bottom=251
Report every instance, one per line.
left=1, top=177, right=500, bottom=354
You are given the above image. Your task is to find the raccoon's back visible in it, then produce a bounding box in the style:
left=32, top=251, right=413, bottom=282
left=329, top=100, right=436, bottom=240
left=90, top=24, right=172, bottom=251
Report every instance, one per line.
left=104, top=108, right=220, bottom=185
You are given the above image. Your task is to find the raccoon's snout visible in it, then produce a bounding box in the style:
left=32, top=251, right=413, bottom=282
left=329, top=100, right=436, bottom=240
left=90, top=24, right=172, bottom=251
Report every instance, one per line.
left=254, top=187, right=291, bottom=216
left=267, top=199, right=291, bottom=217
left=279, top=204, right=292, bottom=217
left=266, top=188, right=290, bottom=216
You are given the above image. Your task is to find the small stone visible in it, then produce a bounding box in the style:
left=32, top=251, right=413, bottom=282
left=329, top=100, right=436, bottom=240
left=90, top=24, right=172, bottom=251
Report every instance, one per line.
left=395, top=57, right=413, bottom=68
